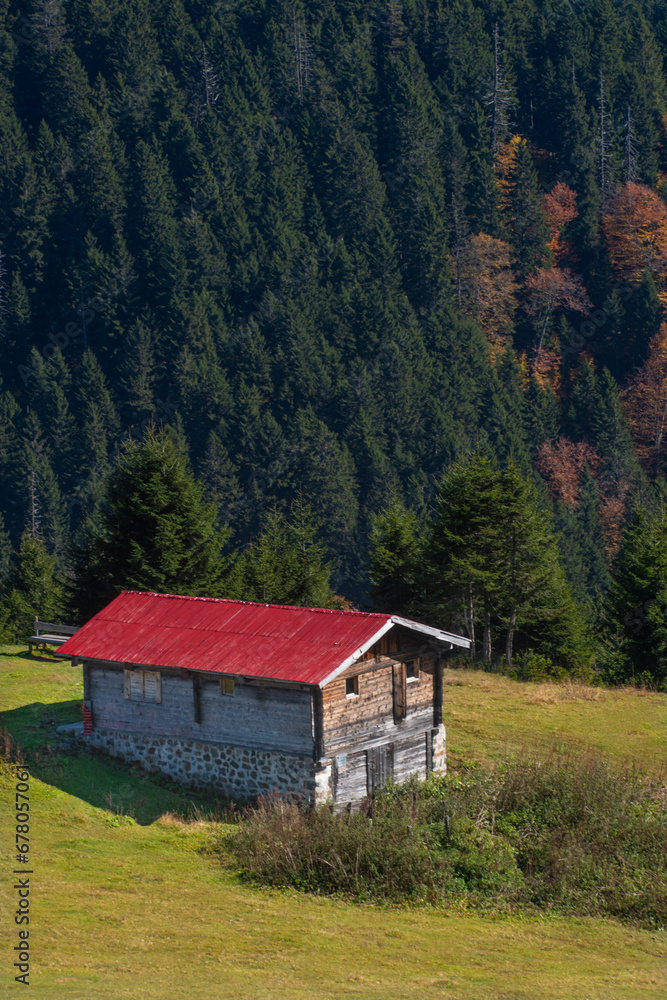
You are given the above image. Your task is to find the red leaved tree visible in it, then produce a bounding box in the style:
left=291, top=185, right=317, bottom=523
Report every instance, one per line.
left=524, top=267, right=592, bottom=353
left=537, top=436, right=625, bottom=555
left=537, top=438, right=601, bottom=507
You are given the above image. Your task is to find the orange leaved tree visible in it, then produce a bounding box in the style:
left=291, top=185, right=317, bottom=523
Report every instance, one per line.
left=458, top=233, right=518, bottom=358
left=537, top=438, right=600, bottom=507
left=543, top=182, right=578, bottom=264
left=602, top=183, right=667, bottom=301
left=622, top=322, right=667, bottom=476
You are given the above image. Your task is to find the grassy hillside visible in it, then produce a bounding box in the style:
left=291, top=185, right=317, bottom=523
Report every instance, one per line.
left=1, top=647, right=667, bottom=999
left=442, top=667, right=667, bottom=772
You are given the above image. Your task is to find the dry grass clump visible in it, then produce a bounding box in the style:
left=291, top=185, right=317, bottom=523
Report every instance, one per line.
left=522, top=681, right=607, bottom=705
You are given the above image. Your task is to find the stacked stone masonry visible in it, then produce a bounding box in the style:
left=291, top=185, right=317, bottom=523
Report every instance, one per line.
left=86, top=722, right=447, bottom=803
left=87, top=727, right=319, bottom=801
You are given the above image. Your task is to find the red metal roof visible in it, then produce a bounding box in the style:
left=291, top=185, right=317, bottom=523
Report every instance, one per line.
left=58, top=591, right=468, bottom=686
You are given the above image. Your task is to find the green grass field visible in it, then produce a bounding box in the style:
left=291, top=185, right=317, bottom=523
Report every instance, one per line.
left=1, top=648, right=666, bottom=999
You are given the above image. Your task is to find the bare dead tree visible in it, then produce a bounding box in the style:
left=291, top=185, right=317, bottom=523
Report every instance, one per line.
left=29, top=472, right=41, bottom=540
left=202, top=44, right=220, bottom=111
left=486, top=24, right=514, bottom=156
left=598, top=71, right=613, bottom=200
left=293, top=11, right=312, bottom=100
left=625, top=105, right=639, bottom=184
left=0, top=246, right=7, bottom=338
left=30, top=0, right=66, bottom=57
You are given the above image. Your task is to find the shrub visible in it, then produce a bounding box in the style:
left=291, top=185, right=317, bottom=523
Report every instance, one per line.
left=224, top=754, right=667, bottom=926
left=509, top=650, right=566, bottom=682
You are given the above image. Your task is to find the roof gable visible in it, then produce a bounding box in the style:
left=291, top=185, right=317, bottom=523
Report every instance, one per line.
left=59, top=591, right=469, bottom=686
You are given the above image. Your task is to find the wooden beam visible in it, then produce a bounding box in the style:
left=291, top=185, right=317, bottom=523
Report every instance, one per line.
left=433, top=653, right=444, bottom=727
left=192, top=674, right=202, bottom=724
left=311, top=687, right=324, bottom=761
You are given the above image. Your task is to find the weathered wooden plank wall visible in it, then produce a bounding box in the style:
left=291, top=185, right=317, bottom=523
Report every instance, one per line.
left=393, top=731, right=428, bottom=783
left=333, top=748, right=368, bottom=805
left=322, top=653, right=436, bottom=755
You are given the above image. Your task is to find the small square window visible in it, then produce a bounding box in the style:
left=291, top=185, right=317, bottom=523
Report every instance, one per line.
left=221, top=677, right=235, bottom=696
left=406, top=659, right=420, bottom=681
left=345, top=675, right=359, bottom=697
left=124, top=669, right=161, bottom=703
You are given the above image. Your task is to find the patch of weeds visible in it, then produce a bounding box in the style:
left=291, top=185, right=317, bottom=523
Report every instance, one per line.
left=223, top=752, right=667, bottom=928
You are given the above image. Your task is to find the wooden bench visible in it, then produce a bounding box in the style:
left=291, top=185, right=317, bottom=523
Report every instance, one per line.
left=27, top=619, right=78, bottom=657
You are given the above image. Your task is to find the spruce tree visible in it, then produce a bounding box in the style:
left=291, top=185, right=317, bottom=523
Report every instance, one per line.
left=239, top=497, right=338, bottom=608
left=70, top=429, right=234, bottom=621
left=0, top=531, right=65, bottom=642
left=369, top=496, right=421, bottom=616
left=600, top=497, right=667, bottom=687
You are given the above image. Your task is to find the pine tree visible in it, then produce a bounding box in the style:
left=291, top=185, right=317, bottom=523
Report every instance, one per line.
left=0, top=531, right=65, bottom=642
left=496, top=462, right=587, bottom=666
left=600, top=497, right=667, bottom=686
left=69, top=430, right=234, bottom=620
left=239, top=497, right=338, bottom=608
left=429, top=454, right=503, bottom=661
left=429, top=455, right=587, bottom=666
left=0, top=511, right=12, bottom=591
left=503, top=138, right=549, bottom=277
left=369, top=496, right=421, bottom=615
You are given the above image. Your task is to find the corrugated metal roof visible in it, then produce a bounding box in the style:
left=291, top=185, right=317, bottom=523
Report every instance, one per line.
left=58, top=591, right=469, bottom=686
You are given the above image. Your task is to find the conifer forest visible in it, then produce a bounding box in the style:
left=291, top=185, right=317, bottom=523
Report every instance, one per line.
left=4, top=0, right=667, bottom=682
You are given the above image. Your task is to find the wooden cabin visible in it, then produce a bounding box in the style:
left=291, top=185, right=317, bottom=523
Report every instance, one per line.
left=58, top=591, right=470, bottom=806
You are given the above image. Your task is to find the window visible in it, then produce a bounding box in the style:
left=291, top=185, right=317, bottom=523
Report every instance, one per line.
left=220, top=677, right=234, bottom=696
left=345, top=675, right=359, bottom=697
left=406, top=658, right=420, bottom=682
left=124, top=669, right=162, bottom=703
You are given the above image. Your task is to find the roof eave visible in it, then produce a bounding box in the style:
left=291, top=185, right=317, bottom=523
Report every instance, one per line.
left=391, top=616, right=471, bottom=649
left=318, top=616, right=470, bottom=688
left=318, top=618, right=395, bottom=688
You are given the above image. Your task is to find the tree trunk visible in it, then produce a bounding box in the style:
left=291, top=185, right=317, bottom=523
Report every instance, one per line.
left=483, top=605, right=492, bottom=663
left=466, top=583, right=476, bottom=657
left=536, top=300, right=553, bottom=355
left=505, top=605, right=518, bottom=667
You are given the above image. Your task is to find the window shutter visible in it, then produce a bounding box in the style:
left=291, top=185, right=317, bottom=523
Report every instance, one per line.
left=144, top=671, right=159, bottom=703
left=130, top=670, right=143, bottom=700
left=155, top=672, right=162, bottom=704
left=124, top=669, right=131, bottom=699
left=392, top=663, right=407, bottom=723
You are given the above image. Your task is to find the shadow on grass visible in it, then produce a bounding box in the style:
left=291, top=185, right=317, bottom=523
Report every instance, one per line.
left=0, top=700, right=222, bottom=826
left=0, top=647, right=61, bottom=663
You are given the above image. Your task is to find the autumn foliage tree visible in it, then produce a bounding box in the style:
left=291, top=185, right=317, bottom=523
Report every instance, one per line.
left=622, top=322, right=667, bottom=477
left=524, top=267, right=591, bottom=353
left=537, top=438, right=601, bottom=508
left=457, top=233, right=518, bottom=358
left=543, top=182, right=578, bottom=264
left=602, top=183, right=667, bottom=302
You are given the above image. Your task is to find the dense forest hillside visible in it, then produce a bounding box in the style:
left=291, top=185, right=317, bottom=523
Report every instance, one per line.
left=3, top=0, right=667, bottom=667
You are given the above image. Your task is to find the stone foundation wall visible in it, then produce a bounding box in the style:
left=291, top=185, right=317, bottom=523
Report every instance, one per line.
left=85, top=722, right=445, bottom=804
left=87, top=727, right=321, bottom=802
